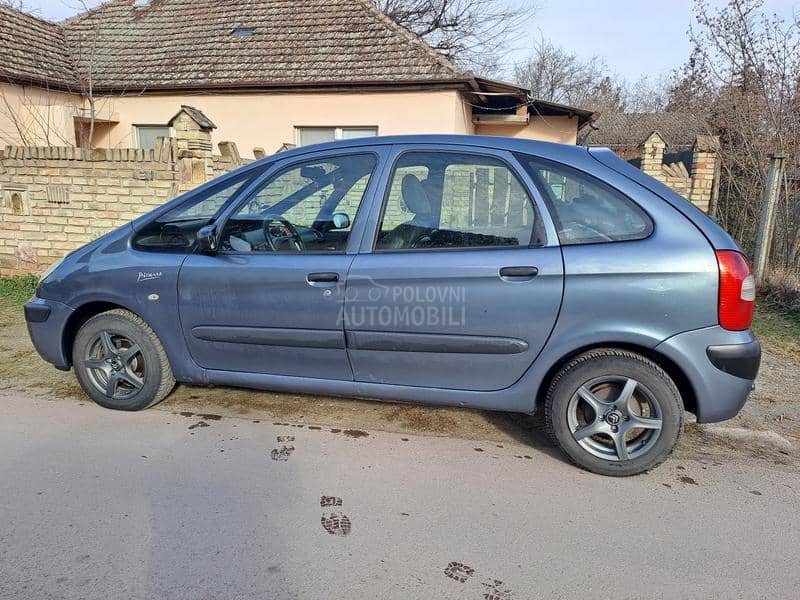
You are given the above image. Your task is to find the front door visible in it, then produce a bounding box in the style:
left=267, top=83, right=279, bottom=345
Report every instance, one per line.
left=178, top=150, right=382, bottom=380
left=344, top=148, right=564, bottom=391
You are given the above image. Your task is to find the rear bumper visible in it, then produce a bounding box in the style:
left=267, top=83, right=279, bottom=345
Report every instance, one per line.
left=24, top=297, right=73, bottom=370
left=707, top=340, right=761, bottom=380
left=655, top=326, right=760, bottom=423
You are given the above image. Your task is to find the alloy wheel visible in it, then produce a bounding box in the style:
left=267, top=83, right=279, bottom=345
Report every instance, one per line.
left=566, top=376, right=663, bottom=461
left=84, top=331, right=145, bottom=399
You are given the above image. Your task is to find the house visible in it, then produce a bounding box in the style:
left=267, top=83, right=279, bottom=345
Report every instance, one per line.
left=579, top=112, right=720, bottom=213
left=0, top=0, right=593, bottom=157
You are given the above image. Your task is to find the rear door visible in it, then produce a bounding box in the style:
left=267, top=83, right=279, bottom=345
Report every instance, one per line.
left=177, top=147, right=387, bottom=380
left=343, top=146, right=564, bottom=392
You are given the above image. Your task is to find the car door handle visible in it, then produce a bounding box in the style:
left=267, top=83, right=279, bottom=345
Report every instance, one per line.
left=499, top=266, right=539, bottom=278
left=307, top=272, right=339, bottom=284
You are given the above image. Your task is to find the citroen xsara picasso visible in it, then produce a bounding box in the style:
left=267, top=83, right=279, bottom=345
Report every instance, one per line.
left=25, top=136, right=760, bottom=476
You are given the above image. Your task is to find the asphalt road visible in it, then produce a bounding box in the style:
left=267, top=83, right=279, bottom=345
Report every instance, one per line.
left=1, top=392, right=798, bottom=600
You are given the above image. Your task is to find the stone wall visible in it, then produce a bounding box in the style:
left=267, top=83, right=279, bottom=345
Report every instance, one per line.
left=639, top=131, right=719, bottom=213
left=0, top=107, right=249, bottom=274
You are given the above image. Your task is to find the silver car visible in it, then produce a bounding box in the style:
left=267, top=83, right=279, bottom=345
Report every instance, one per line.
left=25, top=136, right=760, bottom=475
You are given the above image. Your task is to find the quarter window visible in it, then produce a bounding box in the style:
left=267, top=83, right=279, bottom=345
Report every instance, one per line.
left=376, top=152, right=541, bottom=251
left=133, top=170, right=258, bottom=252
left=517, top=155, right=653, bottom=245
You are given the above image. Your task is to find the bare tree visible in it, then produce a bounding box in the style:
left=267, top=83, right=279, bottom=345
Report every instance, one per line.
left=372, top=0, right=530, bottom=75
left=512, top=38, right=625, bottom=112
left=669, top=0, right=800, bottom=276
left=0, top=0, right=109, bottom=149
left=625, top=74, right=673, bottom=113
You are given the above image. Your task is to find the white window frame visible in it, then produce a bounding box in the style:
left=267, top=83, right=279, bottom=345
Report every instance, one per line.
left=133, top=125, right=176, bottom=149
left=295, top=126, right=378, bottom=146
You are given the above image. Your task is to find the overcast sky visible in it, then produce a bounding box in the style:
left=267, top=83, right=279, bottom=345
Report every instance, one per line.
left=22, top=0, right=800, bottom=83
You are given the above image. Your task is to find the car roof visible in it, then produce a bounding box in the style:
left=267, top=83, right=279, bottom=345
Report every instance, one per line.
left=262, top=134, right=593, bottom=164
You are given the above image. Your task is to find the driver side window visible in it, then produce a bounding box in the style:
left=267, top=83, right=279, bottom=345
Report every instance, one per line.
left=221, top=154, right=376, bottom=253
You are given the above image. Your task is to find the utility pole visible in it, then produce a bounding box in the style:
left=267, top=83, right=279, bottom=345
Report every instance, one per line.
left=753, top=154, right=787, bottom=286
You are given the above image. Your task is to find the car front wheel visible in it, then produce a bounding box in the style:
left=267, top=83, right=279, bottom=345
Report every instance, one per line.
left=73, top=309, right=175, bottom=411
left=545, top=349, right=684, bottom=476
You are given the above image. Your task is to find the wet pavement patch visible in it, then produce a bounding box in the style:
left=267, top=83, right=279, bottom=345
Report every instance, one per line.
left=188, top=421, right=209, bottom=430
left=342, top=429, right=368, bottom=438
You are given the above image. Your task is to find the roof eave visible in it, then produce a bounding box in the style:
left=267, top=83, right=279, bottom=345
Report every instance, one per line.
left=87, top=77, right=477, bottom=95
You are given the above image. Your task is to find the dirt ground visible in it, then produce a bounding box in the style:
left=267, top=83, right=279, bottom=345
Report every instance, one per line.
left=2, top=304, right=797, bottom=470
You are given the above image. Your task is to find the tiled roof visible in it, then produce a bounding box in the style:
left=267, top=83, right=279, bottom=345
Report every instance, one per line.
left=55, top=0, right=463, bottom=91
left=0, top=6, right=76, bottom=86
left=579, top=112, right=712, bottom=150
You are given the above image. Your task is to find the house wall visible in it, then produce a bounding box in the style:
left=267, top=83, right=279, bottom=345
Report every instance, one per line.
left=0, top=83, right=83, bottom=147
left=2, top=85, right=579, bottom=156
left=474, top=116, right=579, bottom=145
left=91, top=90, right=480, bottom=156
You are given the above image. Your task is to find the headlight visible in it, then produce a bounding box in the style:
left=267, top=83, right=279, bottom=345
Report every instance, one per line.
left=39, top=257, right=65, bottom=285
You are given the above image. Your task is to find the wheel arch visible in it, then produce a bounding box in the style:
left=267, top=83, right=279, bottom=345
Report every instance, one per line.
left=62, top=301, right=145, bottom=365
left=534, top=342, right=698, bottom=418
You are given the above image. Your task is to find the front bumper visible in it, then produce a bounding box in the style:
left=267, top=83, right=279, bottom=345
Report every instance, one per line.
left=24, top=297, right=74, bottom=370
left=655, top=326, right=760, bottom=423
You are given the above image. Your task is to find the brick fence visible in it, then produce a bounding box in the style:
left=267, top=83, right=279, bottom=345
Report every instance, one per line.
left=0, top=108, right=248, bottom=274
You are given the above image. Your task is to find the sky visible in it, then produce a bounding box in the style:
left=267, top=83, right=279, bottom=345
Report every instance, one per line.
left=21, top=0, right=800, bottom=83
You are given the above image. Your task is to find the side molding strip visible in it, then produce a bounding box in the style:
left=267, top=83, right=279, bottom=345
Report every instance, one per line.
left=192, top=326, right=345, bottom=349
left=347, top=331, right=529, bottom=354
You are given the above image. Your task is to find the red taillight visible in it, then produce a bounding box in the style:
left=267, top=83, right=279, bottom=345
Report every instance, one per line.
left=716, top=250, right=755, bottom=330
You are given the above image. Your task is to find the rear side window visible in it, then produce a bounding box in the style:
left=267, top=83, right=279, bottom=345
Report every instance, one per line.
left=517, top=155, right=653, bottom=245
left=376, top=151, right=543, bottom=251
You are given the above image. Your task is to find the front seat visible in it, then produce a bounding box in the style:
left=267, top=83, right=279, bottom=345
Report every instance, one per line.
left=378, top=174, right=437, bottom=249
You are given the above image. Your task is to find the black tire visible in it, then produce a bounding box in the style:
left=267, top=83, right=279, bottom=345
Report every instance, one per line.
left=545, top=349, right=683, bottom=476
left=73, top=309, right=175, bottom=411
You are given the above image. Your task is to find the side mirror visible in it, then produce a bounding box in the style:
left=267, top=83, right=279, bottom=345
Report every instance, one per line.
left=331, top=212, right=350, bottom=230
left=196, top=224, right=218, bottom=253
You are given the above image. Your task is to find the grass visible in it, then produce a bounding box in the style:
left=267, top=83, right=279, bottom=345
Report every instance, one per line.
left=752, top=301, right=800, bottom=360
left=0, top=275, right=38, bottom=327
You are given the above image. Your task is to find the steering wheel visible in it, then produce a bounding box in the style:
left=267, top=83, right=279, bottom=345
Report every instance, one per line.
left=411, top=229, right=437, bottom=248
left=262, top=215, right=304, bottom=252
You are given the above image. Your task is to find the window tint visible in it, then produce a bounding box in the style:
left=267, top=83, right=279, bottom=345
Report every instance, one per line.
left=517, top=155, right=653, bottom=245
left=220, top=154, right=376, bottom=253
left=132, top=170, right=257, bottom=252
left=376, top=152, right=540, bottom=251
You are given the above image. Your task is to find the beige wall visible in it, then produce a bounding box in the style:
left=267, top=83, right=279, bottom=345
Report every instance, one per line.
left=94, top=90, right=479, bottom=157
left=1, top=85, right=580, bottom=156
left=475, top=115, right=579, bottom=145
left=0, top=83, right=82, bottom=147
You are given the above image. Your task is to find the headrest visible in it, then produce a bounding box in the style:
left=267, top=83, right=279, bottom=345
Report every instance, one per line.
left=401, top=174, right=432, bottom=216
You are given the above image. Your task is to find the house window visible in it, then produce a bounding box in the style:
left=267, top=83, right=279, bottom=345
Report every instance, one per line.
left=295, top=127, right=378, bottom=147
left=135, top=125, right=174, bottom=150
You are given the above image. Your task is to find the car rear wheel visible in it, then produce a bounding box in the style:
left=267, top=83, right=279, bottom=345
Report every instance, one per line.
left=73, top=309, right=175, bottom=411
left=545, top=349, right=683, bottom=476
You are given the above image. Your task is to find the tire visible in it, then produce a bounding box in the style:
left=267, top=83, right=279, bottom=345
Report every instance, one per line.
left=544, top=349, right=683, bottom=476
left=73, top=309, right=175, bottom=411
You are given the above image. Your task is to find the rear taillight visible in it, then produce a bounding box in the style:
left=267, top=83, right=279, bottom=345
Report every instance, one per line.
left=716, top=250, right=755, bottom=330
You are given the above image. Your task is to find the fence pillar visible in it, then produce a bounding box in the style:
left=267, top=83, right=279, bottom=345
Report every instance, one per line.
left=753, top=154, right=787, bottom=286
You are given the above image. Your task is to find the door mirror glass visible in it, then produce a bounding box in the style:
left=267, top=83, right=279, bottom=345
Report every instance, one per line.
left=196, top=225, right=218, bottom=253
left=331, top=212, right=350, bottom=230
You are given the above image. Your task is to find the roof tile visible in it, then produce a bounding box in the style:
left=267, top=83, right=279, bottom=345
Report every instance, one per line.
left=0, top=0, right=464, bottom=91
